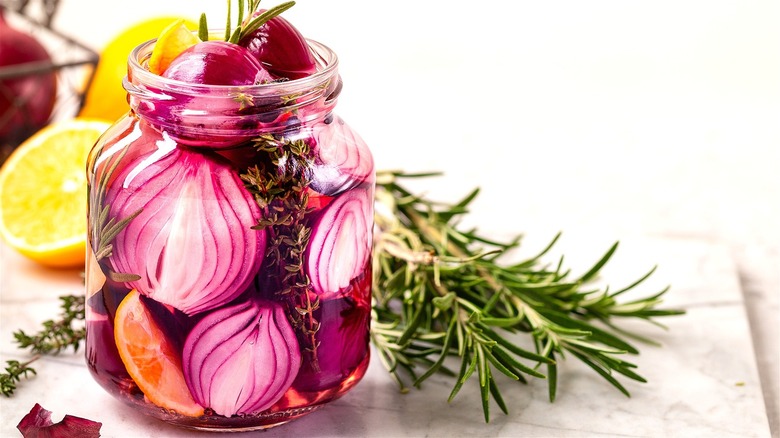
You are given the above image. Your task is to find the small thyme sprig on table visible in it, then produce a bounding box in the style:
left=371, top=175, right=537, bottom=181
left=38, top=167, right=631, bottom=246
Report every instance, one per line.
left=371, top=171, right=685, bottom=422
left=1, top=357, right=38, bottom=397
left=1, top=295, right=85, bottom=396
left=13, top=295, right=86, bottom=355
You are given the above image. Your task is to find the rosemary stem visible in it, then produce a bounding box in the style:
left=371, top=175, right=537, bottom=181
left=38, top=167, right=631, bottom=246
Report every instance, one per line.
left=401, top=204, right=506, bottom=295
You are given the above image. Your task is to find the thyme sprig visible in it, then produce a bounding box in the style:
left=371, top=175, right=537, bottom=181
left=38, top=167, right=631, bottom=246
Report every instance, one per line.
left=0, top=357, right=38, bottom=397
left=13, top=295, right=86, bottom=355
left=2, top=294, right=86, bottom=396
left=371, top=171, right=684, bottom=422
left=241, top=133, right=321, bottom=370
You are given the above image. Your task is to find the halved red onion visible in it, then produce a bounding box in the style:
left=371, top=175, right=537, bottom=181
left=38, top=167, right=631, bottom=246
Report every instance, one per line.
left=309, top=115, right=374, bottom=196
left=105, top=146, right=266, bottom=315
left=305, top=187, right=373, bottom=298
left=182, top=298, right=301, bottom=416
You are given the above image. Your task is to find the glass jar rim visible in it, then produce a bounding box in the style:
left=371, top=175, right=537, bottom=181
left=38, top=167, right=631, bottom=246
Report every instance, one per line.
left=126, top=37, right=339, bottom=97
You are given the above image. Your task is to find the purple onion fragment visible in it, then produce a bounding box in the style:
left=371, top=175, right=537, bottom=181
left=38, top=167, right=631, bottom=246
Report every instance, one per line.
left=182, top=298, right=301, bottom=416
left=17, top=403, right=101, bottom=438
left=106, top=146, right=266, bottom=315
left=305, top=187, right=373, bottom=298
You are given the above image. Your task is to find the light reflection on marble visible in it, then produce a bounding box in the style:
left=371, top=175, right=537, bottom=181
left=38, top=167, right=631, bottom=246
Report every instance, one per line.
left=0, top=237, right=772, bottom=437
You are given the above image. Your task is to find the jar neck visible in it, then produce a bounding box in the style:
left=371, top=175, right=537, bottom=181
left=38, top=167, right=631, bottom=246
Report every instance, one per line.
left=124, top=39, right=341, bottom=143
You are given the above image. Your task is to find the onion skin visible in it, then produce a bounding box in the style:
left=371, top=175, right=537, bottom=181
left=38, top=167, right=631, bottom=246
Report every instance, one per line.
left=305, top=187, right=373, bottom=298
left=105, top=144, right=266, bottom=315
left=0, top=9, right=57, bottom=143
left=309, top=115, right=375, bottom=196
left=16, top=403, right=102, bottom=438
left=239, top=12, right=317, bottom=80
left=182, top=298, right=301, bottom=416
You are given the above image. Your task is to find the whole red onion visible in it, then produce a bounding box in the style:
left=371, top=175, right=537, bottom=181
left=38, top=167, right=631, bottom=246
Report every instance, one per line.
left=0, top=9, right=57, bottom=144
left=239, top=12, right=317, bottom=80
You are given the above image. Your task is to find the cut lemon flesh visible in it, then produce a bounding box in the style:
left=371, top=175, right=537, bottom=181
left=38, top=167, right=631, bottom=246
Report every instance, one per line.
left=148, top=18, right=201, bottom=75
left=0, top=119, right=111, bottom=268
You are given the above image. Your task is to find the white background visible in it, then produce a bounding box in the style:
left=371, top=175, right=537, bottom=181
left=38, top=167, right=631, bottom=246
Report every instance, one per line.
left=48, top=0, right=779, bottom=248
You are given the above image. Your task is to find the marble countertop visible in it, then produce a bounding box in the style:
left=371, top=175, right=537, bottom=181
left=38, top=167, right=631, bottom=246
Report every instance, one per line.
left=1, top=0, right=778, bottom=436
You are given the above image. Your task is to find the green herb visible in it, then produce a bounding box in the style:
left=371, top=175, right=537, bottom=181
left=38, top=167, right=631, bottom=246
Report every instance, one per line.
left=2, top=294, right=86, bottom=397
left=371, top=171, right=684, bottom=422
left=13, top=295, right=86, bottom=355
left=199, top=0, right=296, bottom=44
left=241, top=133, right=320, bottom=370
left=1, top=357, right=38, bottom=397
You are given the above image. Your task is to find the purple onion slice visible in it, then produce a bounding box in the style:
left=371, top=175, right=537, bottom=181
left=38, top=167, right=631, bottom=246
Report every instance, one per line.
left=105, top=145, right=266, bottom=315
left=182, top=298, right=301, bottom=416
left=305, top=187, right=373, bottom=298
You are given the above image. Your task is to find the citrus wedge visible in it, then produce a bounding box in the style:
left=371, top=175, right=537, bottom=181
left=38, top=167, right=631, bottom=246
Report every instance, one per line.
left=148, top=19, right=201, bottom=75
left=0, top=119, right=111, bottom=268
left=115, top=289, right=204, bottom=417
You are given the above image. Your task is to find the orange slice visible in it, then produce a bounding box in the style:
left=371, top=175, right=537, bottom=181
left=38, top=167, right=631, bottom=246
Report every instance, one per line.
left=114, top=289, right=204, bottom=417
left=147, top=19, right=201, bottom=75
left=0, top=119, right=111, bottom=268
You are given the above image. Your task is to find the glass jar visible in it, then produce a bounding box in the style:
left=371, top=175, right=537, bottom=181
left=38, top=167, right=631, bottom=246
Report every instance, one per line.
left=84, top=38, right=374, bottom=431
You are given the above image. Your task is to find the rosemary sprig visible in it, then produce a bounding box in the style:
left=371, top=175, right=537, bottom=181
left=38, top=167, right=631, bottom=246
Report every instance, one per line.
left=371, top=171, right=684, bottom=422
left=198, top=0, right=296, bottom=44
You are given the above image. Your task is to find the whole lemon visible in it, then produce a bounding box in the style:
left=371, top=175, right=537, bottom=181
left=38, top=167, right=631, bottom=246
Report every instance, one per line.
left=79, top=16, right=197, bottom=123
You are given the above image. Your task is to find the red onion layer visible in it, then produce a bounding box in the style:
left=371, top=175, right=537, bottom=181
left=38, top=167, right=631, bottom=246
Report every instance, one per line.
left=106, top=145, right=266, bottom=315
left=182, top=298, right=301, bottom=416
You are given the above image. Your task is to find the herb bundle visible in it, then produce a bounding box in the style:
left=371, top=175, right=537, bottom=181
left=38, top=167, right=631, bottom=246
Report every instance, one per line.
left=371, top=171, right=683, bottom=421
left=2, top=171, right=683, bottom=422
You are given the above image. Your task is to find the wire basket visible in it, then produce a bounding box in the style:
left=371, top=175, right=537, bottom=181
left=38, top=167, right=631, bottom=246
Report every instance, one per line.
left=1, top=0, right=99, bottom=162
